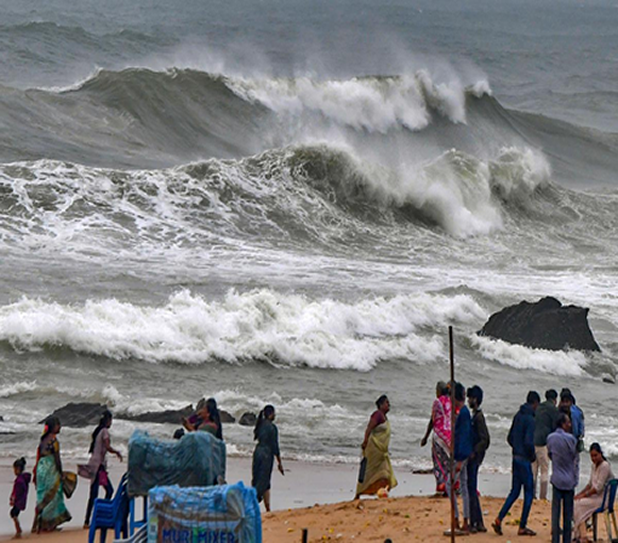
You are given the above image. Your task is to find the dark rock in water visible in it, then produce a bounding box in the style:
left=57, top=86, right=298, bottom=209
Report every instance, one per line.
left=40, top=402, right=108, bottom=428
left=238, top=412, right=257, bottom=426
left=219, top=410, right=236, bottom=423
left=478, top=297, right=601, bottom=352
left=0, top=415, right=3, bottom=422
left=118, top=405, right=194, bottom=424
left=602, top=375, right=616, bottom=385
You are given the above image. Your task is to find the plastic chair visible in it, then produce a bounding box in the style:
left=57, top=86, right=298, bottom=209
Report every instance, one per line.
left=593, top=479, right=618, bottom=542
left=129, top=495, right=148, bottom=535
left=89, top=473, right=129, bottom=543
left=113, top=524, right=147, bottom=543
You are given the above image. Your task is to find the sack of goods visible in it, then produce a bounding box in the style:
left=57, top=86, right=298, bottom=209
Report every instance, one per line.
left=148, top=482, right=262, bottom=543
left=128, top=430, right=226, bottom=497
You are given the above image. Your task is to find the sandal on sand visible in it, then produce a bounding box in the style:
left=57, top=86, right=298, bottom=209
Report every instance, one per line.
left=492, top=522, right=503, bottom=535
left=518, top=527, right=537, bottom=536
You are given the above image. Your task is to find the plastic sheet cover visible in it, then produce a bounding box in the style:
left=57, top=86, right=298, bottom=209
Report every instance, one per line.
left=148, top=482, right=262, bottom=543
left=128, top=430, right=226, bottom=497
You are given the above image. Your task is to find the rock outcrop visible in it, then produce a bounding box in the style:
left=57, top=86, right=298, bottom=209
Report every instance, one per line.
left=238, top=412, right=257, bottom=426
left=42, top=403, right=238, bottom=428
left=478, top=297, right=601, bottom=352
left=39, top=402, right=108, bottom=427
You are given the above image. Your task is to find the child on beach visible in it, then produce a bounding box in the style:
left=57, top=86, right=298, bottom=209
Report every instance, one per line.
left=10, top=457, right=31, bottom=538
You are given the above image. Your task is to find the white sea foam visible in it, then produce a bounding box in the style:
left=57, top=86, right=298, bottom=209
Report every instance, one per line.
left=471, top=335, right=589, bottom=376
left=0, top=289, right=486, bottom=370
left=225, top=71, right=478, bottom=132
left=0, top=381, right=38, bottom=398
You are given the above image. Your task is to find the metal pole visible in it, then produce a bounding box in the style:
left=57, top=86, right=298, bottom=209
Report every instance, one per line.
left=449, top=326, right=456, bottom=543
left=302, top=528, right=308, bottom=543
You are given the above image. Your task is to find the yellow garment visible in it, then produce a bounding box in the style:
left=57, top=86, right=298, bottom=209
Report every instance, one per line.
left=356, top=420, right=398, bottom=496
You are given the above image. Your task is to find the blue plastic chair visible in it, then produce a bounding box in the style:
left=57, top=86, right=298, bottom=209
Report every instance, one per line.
left=128, top=495, right=148, bottom=535
left=593, top=478, right=618, bottom=542
left=89, top=473, right=129, bottom=543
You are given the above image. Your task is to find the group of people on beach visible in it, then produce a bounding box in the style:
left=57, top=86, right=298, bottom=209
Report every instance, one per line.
left=8, top=398, right=284, bottom=538
left=491, top=388, right=613, bottom=543
left=353, top=382, right=613, bottom=543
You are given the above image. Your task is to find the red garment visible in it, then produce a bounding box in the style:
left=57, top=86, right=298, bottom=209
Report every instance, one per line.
left=10, top=473, right=31, bottom=511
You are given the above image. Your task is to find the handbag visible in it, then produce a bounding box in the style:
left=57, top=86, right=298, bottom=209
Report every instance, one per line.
left=62, top=471, right=78, bottom=499
left=358, top=457, right=367, bottom=483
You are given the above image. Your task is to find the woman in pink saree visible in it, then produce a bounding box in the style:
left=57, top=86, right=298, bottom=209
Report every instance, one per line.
left=421, top=382, right=452, bottom=494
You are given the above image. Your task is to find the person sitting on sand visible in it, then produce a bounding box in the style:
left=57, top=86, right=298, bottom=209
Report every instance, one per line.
left=467, top=384, right=490, bottom=533
left=420, top=381, right=451, bottom=494
left=572, top=443, right=614, bottom=543
left=252, top=405, right=284, bottom=512
left=79, top=410, right=123, bottom=528
left=492, top=391, right=540, bottom=537
left=355, top=395, right=398, bottom=499
left=445, top=383, right=473, bottom=534
left=547, top=413, right=578, bottom=543
left=32, top=416, right=71, bottom=533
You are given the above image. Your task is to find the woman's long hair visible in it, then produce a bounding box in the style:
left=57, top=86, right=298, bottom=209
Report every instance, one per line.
left=89, top=410, right=113, bottom=454
left=590, top=442, right=607, bottom=461
left=254, top=405, right=275, bottom=441
left=41, top=416, right=60, bottom=442
left=206, top=398, right=223, bottom=440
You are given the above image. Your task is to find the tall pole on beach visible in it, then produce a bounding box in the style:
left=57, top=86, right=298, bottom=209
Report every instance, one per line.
left=449, top=326, right=456, bottom=543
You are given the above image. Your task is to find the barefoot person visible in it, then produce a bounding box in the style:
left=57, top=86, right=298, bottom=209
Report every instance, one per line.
left=573, top=443, right=614, bottom=543
left=492, top=391, right=540, bottom=537
left=32, top=416, right=71, bottom=533
left=445, top=382, right=473, bottom=534
left=252, top=405, right=284, bottom=512
left=547, top=413, right=578, bottom=543
left=79, top=410, right=123, bottom=528
left=467, top=385, right=490, bottom=533
left=420, top=381, right=451, bottom=494
left=355, top=395, right=397, bottom=499
left=10, top=457, right=30, bottom=539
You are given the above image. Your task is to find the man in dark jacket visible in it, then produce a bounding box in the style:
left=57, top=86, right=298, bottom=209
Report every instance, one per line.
left=445, top=382, right=473, bottom=533
left=492, top=391, right=540, bottom=537
left=533, top=389, right=559, bottom=500
left=467, top=385, right=490, bottom=533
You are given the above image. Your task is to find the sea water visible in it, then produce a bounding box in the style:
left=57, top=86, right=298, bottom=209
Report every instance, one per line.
left=1, top=0, right=617, bottom=476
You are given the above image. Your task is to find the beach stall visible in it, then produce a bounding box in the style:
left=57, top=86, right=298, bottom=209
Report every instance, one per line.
left=147, top=482, right=262, bottom=543
left=127, top=430, right=227, bottom=533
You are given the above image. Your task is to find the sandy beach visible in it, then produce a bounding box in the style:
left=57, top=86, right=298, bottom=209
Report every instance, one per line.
left=0, top=494, right=559, bottom=543
left=0, top=458, right=601, bottom=543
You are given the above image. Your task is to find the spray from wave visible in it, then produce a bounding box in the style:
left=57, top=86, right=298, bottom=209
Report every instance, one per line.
left=0, top=289, right=486, bottom=370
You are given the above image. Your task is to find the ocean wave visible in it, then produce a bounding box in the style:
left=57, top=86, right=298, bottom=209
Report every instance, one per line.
left=0, top=142, right=557, bottom=263
left=0, top=289, right=485, bottom=370
left=471, top=335, right=589, bottom=377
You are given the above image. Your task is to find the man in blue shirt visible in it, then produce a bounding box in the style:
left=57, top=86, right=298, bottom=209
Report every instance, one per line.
left=493, top=391, right=540, bottom=537
left=445, top=382, right=473, bottom=534
left=547, top=413, right=578, bottom=543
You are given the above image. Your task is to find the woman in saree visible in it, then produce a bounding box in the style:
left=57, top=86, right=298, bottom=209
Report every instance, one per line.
left=421, top=381, right=451, bottom=494
left=573, top=443, right=614, bottom=542
left=32, top=416, right=71, bottom=533
left=355, top=395, right=398, bottom=499
left=251, top=405, right=284, bottom=512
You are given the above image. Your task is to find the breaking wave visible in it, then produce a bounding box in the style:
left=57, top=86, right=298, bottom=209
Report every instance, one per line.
left=0, top=289, right=486, bottom=370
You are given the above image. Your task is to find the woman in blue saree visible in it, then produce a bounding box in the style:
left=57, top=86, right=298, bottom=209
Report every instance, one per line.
left=32, top=416, right=71, bottom=533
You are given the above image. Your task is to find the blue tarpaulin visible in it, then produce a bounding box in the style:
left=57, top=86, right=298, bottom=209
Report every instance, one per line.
left=147, top=482, right=262, bottom=543
left=128, top=430, right=226, bottom=497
